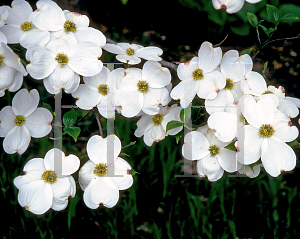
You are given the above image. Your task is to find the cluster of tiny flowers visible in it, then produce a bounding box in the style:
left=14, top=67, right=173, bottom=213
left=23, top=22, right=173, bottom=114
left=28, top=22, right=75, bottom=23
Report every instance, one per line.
left=180, top=42, right=300, bottom=181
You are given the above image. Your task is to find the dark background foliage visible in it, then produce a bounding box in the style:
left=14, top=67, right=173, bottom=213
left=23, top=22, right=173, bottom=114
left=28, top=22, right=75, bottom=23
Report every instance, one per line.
left=1, top=0, right=300, bottom=238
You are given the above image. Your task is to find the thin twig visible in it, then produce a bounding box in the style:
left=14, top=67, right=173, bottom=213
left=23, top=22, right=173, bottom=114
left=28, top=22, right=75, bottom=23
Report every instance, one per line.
left=92, top=108, right=103, bottom=138
left=213, top=34, right=228, bottom=48
left=74, top=108, right=93, bottom=125
left=252, top=50, right=260, bottom=60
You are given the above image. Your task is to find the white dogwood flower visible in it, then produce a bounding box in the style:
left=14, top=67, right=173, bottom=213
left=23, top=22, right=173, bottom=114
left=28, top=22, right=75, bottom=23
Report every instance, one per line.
left=0, top=89, right=53, bottom=154
left=0, top=41, right=27, bottom=97
left=103, top=43, right=163, bottom=64
left=170, top=41, right=225, bottom=108
left=13, top=148, right=80, bottom=215
left=79, top=135, right=133, bottom=209
left=134, top=104, right=183, bottom=146
left=212, top=0, right=263, bottom=14
left=30, top=0, right=105, bottom=47
left=1, top=0, right=50, bottom=48
left=182, top=128, right=242, bottom=181
left=26, top=35, right=103, bottom=94
left=113, top=60, right=171, bottom=117
left=0, top=6, right=9, bottom=28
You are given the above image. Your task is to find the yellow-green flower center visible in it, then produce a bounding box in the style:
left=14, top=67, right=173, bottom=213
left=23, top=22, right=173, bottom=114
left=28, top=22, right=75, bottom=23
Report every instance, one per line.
left=64, top=20, right=76, bottom=33
left=262, top=90, right=274, bottom=95
left=224, top=78, right=234, bottom=90
left=14, top=115, right=25, bottom=126
left=126, top=48, right=135, bottom=55
left=137, top=80, right=149, bottom=93
left=259, top=124, right=275, bottom=138
left=42, top=170, right=57, bottom=183
left=55, top=53, right=69, bottom=67
left=94, top=163, right=108, bottom=176
left=21, top=21, right=33, bottom=31
left=209, top=145, right=220, bottom=157
left=0, top=55, right=3, bottom=67
left=192, top=68, right=204, bottom=80
left=152, top=114, right=164, bottom=125
left=98, top=84, right=108, bottom=95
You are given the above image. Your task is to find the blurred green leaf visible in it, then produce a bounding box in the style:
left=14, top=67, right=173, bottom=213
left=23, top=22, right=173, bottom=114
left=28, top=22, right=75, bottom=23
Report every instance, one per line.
left=266, top=4, right=280, bottom=24
left=129, top=168, right=139, bottom=176
left=63, top=127, right=81, bottom=142
left=247, top=12, right=259, bottom=27
left=270, top=0, right=279, bottom=6
left=286, top=139, right=299, bottom=147
left=240, top=48, right=253, bottom=56
left=248, top=159, right=262, bottom=172
left=230, top=24, right=250, bottom=36
left=279, top=4, right=300, bottom=24
left=263, top=61, right=268, bottom=71
left=63, top=108, right=77, bottom=128
left=281, top=13, right=299, bottom=21
left=120, top=152, right=130, bottom=157
left=166, top=121, right=183, bottom=132
left=67, top=195, right=80, bottom=230
left=42, top=103, right=52, bottom=113
left=120, top=0, right=129, bottom=5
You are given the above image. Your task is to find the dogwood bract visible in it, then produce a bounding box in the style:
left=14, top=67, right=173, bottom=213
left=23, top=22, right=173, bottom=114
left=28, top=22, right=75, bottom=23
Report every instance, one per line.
left=212, top=0, right=263, bottom=14
left=79, top=135, right=133, bottom=209
left=134, top=105, right=183, bottom=146
left=113, top=60, right=171, bottom=117
left=13, top=148, right=80, bottom=215
left=0, top=88, right=53, bottom=154
left=1, top=0, right=50, bottom=48
left=170, top=41, right=225, bottom=108
left=103, top=43, right=163, bottom=65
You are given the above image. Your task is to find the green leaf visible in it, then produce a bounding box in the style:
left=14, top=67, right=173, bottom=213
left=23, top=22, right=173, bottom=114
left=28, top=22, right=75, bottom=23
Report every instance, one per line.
left=224, top=141, right=236, bottom=152
left=63, top=126, right=81, bottom=142
left=240, top=48, right=253, bottom=56
left=129, top=169, right=139, bottom=176
left=266, top=4, right=281, bottom=24
left=42, top=103, right=52, bottom=113
left=281, top=13, right=299, bottom=21
left=259, top=25, right=276, bottom=36
left=180, top=109, right=185, bottom=123
left=174, top=131, right=183, bottom=144
left=230, top=24, right=250, bottom=36
left=286, top=140, right=300, bottom=147
left=263, top=61, right=268, bottom=71
left=279, top=4, right=300, bottom=24
left=63, top=108, right=77, bottom=128
left=166, top=121, right=183, bottom=132
left=119, top=152, right=130, bottom=157
left=248, top=159, right=262, bottom=172
left=67, top=195, right=80, bottom=230
left=120, top=0, right=129, bottom=5
left=247, top=12, right=259, bottom=27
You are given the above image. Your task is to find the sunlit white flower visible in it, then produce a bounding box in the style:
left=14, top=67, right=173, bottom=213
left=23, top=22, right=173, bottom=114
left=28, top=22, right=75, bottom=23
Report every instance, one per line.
left=14, top=148, right=80, bottom=215
left=134, top=104, right=183, bottom=146
left=113, top=60, right=171, bottom=117
left=1, top=0, right=50, bottom=48
left=0, top=89, right=53, bottom=154
left=212, top=0, right=263, bottom=14
left=182, top=128, right=242, bottom=181
left=30, top=0, right=105, bottom=47
left=103, top=43, right=163, bottom=65
left=26, top=35, right=103, bottom=94
left=238, top=163, right=262, bottom=178
left=72, top=66, right=115, bottom=118
left=170, top=41, right=225, bottom=108
left=79, top=135, right=133, bottom=209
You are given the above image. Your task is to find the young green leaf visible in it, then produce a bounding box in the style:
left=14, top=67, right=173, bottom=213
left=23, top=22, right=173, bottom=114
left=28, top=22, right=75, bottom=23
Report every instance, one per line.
left=120, top=152, right=130, bottom=157
left=129, top=168, right=139, bottom=176
left=174, top=131, right=183, bottom=144
left=180, top=109, right=185, bottom=123
left=63, top=108, right=77, bottom=128
left=286, top=139, right=300, bottom=147
left=247, top=12, right=259, bottom=28
left=240, top=48, right=253, bottom=56
left=263, top=61, right=268, bottom=72
left=42, top=103, right=53, bottom=113
left=248, top=159, right=262, bottom=172
left=120, top=0, right=129, bottom=5
left=64, top=126, right=81, bottom=142
left=224, top=141, right=236, bottom=152
left=281, top=13, right=299, bottom=21
left=266, top=4, right=281, bottom=24
left=166, top=121, right=183, bottom=132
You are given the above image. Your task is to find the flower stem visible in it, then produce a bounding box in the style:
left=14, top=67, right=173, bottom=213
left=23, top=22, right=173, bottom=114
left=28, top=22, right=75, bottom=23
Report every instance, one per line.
left=92, top=108, right=103, bottom=138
